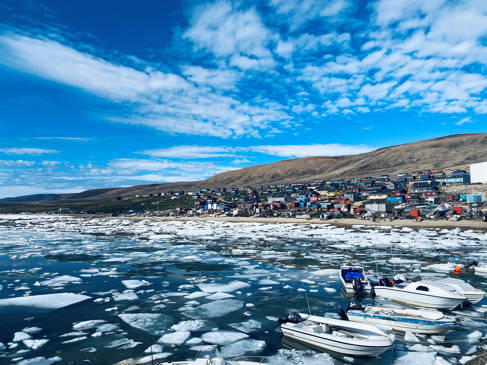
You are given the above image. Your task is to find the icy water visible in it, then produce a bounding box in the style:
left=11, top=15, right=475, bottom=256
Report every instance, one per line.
left=0, top=215, right=486, bottom=365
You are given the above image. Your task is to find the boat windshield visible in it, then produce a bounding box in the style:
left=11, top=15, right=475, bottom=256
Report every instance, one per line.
left=342, top=269, right=364, bottom=280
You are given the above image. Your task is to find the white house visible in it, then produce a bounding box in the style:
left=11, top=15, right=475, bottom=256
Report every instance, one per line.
left=471, top=161, right=487, bottom=184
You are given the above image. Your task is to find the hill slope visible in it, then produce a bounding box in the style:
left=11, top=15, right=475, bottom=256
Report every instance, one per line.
left=1, top=133, right=486, bottom=203
left=203, top=133, right=487, bottom=187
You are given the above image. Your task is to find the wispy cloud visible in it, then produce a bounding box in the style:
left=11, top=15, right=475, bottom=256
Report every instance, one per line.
left=248, top=144, right=375, bottom=158
left=34, top=137, right=92, bottom=142
left=0, top=32, right=290, bottom=138
left=0, top=160, right=36, bottom=167
left=142, top=144, right=376, bottom=159
left=0, top=147, right=58, bottom=155
left=141, top=146, right=237, bottom=159
left=455, top=116, right=474, bottom=125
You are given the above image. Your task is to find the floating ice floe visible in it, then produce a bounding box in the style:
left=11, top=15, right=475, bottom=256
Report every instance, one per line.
left=13, top=332, right=31, bottom=342
left=170, top=319, right=206, bottom=332
left=197, top=280, right=250, bottom=293
left=105, top=337, right=142, bottom=349
left=23, top=339, right=49, bottom=350
left=121, top=280, right=151, bottom=289
left=202, top=330, right=248, bottom=345
left=229, top=319, right=262, bottom=333
left=118, top=313, right=173, bottom=335
left=183, top=299, right=244, bottom=319
left=0, top=293, right=91, bottom=313
left=113, top=290, right=139, bottom=301
left=220, top=339, right=266, bottom=358
left=16, top=357, right=62, bottom=365
left=158, top=330, right=190, bottom=345
left=35, top=275, right=82, bottom=287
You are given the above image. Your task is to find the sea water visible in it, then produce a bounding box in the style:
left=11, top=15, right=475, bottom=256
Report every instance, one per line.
left=0, top=214, right=486, bottom=364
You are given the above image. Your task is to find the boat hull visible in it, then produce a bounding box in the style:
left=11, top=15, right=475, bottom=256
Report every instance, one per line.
left=374, top=287, right=464, bottom=310
left=347, top=311, right=455, bottom=334
left=281, top=326, right=392, bottom=357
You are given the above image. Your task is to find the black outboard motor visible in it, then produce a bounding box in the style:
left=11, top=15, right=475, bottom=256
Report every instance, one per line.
left=352, top=277, right=365, bottom=297
left=278, top=312, right=305, bottom=325
left=378, top=277, right=393, bottom=287
left=467, top=260, right=479, bottom=268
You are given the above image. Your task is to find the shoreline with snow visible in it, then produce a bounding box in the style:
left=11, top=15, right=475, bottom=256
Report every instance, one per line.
left=105, top=215, right=487, bottom=232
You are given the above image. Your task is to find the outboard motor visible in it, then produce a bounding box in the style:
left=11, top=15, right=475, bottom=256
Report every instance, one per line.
left=352, top=277, right=365, bottom=297
left=393, top=273, right=406, bottom=284
left=466, top=260, right=479, bottom=268
left=278, top=312, right=305, bottom=324
left=378, top=277, right=393, bottom=287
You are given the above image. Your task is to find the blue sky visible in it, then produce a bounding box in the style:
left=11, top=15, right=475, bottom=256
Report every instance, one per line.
left=0, top=0, right=486, bottom=198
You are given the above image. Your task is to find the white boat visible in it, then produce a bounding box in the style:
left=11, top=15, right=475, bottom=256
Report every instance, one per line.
left=474, top=265, right=487, bottom=275
left=346, top=305, right=456, bottom=334
left=339, top=265, right=372, bottom=295
left=438, top=278, right=485, bottom=304
left=373, top=280, right=466, bottom=310
left=279, top=312, right=393, bottom=357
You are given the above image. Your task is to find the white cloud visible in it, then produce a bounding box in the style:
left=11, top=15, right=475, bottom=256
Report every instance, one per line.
left=184, top=1, right=275, bottom=69
left=0, top=32, right=291, bottom=138
left=141, top=146, right=237, bottom=159
left=0, top=147, right=58, bottom=155
left=40, top=160, right=61, bottom=166
left=0, top=160, right=36, bottom=167
left=35, top=137, right=92, bottom=142
left=249, top=144, right=375, bottom=157
left=455, top=116, right=474, bottom=125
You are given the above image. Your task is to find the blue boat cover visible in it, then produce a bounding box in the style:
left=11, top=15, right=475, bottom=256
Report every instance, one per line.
left=342, top=269, right=364, bottom=280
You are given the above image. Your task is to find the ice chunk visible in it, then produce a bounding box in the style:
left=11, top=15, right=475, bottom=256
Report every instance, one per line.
left=113, top=290, right=139, bottom=301
left=23, top=327, right=42, bottom=334
left=185, top=292, right=209, bottom=299
left=229, top=319, right=262, bottom=333
left=17, top=357, right=62, bottom=365
left=144, top=344, right=164, bottom=353
left=184, top=299, right=244, bottom=319
left=158, top=330, right=190, bottom=345
left=121, top=280, right=150, bottom=289
left=105, top=338, right=142, bottom=349
left=404, top=331, right=420, bottom=343
left=23, top=339, right=49, bottom=350
left=118, top=313, right=173, bottom=335
left=0, top=293, right=91, bottom=313
left=170, top=319, right=206, bottom=332
left=73, top=320, right=105, bottom=331
left=36, top=275, right=82, bottom=287
left=429, top=344, right=460, bottom=354
left=206, top=292, right=234, bottom=300
left=258, top=279, right=278, bottom=285
left=197, top=281, right=250, bottom=293
left=313, top=269, right=339, bottom=276
left=13, top=332, right=31, bottom=342
left=467, top=330, right=482, bottom=343
left=393, top=352, right=436, bottom=364
left=62, top=336, right=87, bottom=344
left=220, top=339, right=266, bottom=358
left=202, top=331, right=248, bottom=345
